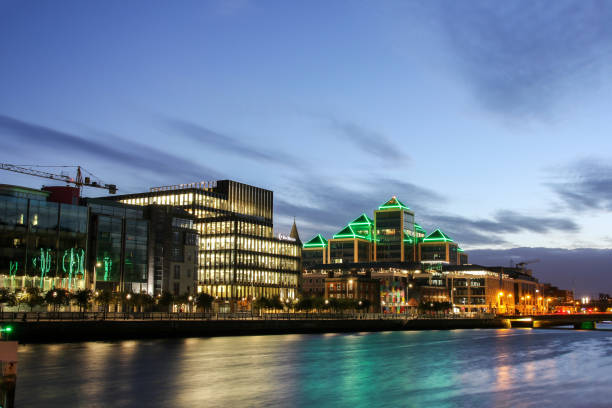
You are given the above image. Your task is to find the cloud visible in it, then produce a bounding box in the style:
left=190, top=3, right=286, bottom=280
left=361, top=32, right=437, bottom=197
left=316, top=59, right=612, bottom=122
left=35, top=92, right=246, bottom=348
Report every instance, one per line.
left=432, top=1, right=612, bottom=115
left=166, top=118, right=302, bottom=169
left=547, top=159, right=612, bottom=211
left=327, top=118, right=409, bottom=164
left=276, top=171, right=578, bottom=246
left=0, top=114, right=219, bottom=189
left=275, top=176, right=444, bottom=239
left=421, top=210, right=578, bottom=246
left=469, top=247, right=612, bottom=295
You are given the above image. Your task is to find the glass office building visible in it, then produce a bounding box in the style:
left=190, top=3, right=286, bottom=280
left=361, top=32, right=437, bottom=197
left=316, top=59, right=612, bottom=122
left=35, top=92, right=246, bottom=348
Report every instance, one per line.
left=85, top=199, right=149, bottom=293
left=109, top=180, right=301, bottom=308
left=0, top=185, right=88, bottom=291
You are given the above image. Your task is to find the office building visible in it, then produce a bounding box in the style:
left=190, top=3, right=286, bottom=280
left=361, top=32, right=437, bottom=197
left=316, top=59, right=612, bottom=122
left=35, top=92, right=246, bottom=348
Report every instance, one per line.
left=108, top=180, right=301, bottom=311
left=0, top=185, right=88, bottom=292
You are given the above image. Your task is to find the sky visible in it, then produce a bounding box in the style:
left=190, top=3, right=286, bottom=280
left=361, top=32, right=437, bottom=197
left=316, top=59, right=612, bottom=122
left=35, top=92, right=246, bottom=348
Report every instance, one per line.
left=1, top=0, right=612, bottom=295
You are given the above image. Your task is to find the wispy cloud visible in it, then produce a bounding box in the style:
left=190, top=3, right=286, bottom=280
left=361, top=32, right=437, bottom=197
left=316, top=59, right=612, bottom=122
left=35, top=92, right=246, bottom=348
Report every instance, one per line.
left=276, top=171, right=577, bottom=246
left=422, top=210, right=579, bottom=247
left=327, top=117, right=409, bottom=164
left=547, top=158, right=612, bottom=211
left=166, top=118, right=302, bottom=169
left=0, top=114, right=219, bottom=188
left=432, top=1, right=612, bottom=116
left=276, top=175, right=443, bottom=239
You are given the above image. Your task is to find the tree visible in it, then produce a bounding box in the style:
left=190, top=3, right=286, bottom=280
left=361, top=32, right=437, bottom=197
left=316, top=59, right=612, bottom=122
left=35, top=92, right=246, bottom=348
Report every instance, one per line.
left=157, top=292, right=174, bottom=312
left=195, top=292, right=214, bottom=312
left=253, top=296, right=270, bottom=312
left=296, top=297, right=314, bottom=313
left=133, top=293, right=154, bottom=312
left=357, top=298, right=371, bottom=312
left=96, top=290, right=113, bottom=313
left=270, top=295, right=283, bottom=311
left=24, top=287, right=45, bottom=311
left=312, top=296, right=325, bottom=313
left=0, top=288, right=16, bottom=312
left=328, top=297, right=340, bottom=312
left=45, top=289, right=70, bottom=311
left=73, top=289, right=92, bottom=312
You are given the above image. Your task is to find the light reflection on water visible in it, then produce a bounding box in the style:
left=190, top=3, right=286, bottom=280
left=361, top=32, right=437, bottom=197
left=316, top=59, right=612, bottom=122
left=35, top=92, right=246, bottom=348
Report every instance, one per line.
left=16, top=326, right=612, bottom=408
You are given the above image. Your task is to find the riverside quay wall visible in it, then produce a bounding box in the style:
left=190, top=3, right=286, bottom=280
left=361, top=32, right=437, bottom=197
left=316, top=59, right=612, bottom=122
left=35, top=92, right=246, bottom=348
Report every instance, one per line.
left=3, top=317, right=507, bottom=343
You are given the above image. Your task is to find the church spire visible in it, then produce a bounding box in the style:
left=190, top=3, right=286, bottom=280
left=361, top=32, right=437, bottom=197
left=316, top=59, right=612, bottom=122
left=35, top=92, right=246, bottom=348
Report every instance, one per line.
left=290, top=217, right=301, bottom=244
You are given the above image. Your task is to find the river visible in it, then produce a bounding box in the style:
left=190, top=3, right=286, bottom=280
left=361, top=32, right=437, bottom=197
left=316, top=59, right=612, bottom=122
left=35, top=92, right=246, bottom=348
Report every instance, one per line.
left=15, top=325, right=612, bottom=407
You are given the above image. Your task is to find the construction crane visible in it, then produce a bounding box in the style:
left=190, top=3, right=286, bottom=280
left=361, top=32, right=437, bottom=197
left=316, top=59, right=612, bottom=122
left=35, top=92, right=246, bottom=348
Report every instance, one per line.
left=0, top=163, right=117, bottom=194
left=516, top=259, right=540, bottom=269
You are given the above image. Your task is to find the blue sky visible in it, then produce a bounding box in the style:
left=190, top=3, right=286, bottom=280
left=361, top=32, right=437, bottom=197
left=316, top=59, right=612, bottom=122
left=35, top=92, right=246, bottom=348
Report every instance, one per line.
left=2, top=0, right=612, bottom=293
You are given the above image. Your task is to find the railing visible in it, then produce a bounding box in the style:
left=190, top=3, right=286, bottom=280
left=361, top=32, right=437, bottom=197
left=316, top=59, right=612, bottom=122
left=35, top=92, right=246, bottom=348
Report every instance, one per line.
left=0, top=311, right=496, bottom=322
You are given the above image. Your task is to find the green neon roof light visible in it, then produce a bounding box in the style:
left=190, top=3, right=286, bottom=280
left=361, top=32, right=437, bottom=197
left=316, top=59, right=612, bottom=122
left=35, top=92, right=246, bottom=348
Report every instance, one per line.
left=414, top=223, right=427, bottom=234
left=423, top=229, right=454, bottom=242
left=378, top=196, right=410, bottom=211
left=303, top=234, right=328, bottom=248
left=403, top=231, right=415, bottom=243
left=457, top=247, right=464, bottom=252
left=333, top=225, right=370, bottom=240
left=349, top=213, right=374, bottom=226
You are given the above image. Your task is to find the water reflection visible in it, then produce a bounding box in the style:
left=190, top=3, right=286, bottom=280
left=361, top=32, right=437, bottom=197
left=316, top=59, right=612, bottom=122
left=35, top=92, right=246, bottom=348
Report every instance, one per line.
left=16, top=326, right=612, bottom=407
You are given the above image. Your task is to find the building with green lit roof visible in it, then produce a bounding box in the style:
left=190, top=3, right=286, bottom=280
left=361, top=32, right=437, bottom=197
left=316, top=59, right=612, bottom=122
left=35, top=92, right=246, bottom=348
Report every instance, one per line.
left=419, top=229, right=459, bottom=264
left=301, top=196, right=468, bottom=267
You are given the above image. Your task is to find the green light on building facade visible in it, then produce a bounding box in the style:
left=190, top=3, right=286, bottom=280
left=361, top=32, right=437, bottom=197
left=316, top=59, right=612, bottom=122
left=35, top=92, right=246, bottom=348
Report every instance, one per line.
left=349, top=213, right=374, bottom=226
left=303, top=234, right=328, bottom=248
left=414, top=223, right=427, bottom=235
left=333, top=225, right=370, bottom=240
left=33, top=248, right=52, bottom=289
left=423, top=229, right=454, bottom=242
left=378, top=196, right=411, bottom=211
left=62, top=248, right=85, bottom=290
left=9, top=261, right=18, bottom=277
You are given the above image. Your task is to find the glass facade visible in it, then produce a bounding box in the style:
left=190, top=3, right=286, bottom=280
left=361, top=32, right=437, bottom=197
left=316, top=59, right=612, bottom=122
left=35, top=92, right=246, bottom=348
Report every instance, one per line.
left=88, top=200, right=149, bottom=293
left=375, top=210, right=404, bottom=261
left=111, top=179, right=301, bottom=303
left=0, top=188, right=88, bottom=292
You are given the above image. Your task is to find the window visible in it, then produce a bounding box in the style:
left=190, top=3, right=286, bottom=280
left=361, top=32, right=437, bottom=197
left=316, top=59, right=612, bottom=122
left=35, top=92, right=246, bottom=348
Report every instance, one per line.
left=173, top=282, right=180, bottom=295
left=174, top=265, right=181, bottom=279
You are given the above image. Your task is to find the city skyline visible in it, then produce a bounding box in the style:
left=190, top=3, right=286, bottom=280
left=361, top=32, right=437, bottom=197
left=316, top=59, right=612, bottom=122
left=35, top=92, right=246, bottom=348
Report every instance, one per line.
left=2, top=1, right=612, bottom=294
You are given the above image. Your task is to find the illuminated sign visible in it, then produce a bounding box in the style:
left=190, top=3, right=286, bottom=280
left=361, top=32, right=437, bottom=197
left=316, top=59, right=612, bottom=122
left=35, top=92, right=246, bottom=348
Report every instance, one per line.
left=277, top=234, right=296, bottom=242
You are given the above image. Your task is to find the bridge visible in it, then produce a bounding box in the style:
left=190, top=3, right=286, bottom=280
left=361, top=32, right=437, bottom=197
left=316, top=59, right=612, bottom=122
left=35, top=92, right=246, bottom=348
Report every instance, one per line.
left=505, top=313, right=612, bottom=330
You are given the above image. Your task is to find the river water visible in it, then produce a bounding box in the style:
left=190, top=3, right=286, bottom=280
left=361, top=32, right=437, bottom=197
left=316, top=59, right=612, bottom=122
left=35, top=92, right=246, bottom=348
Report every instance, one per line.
left=15, top=326, right=612, bottom=408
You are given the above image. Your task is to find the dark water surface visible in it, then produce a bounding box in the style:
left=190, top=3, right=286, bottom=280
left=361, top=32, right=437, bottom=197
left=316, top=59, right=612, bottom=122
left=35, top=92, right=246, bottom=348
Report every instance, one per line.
left=16, top=326, right=612, bottom=408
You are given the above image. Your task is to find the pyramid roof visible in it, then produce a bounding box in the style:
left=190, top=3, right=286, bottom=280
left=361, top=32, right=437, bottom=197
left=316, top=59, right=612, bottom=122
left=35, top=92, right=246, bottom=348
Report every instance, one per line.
left=303, top=234, right=328, bottom=248
left=423, top=229, right=454, bottom=242
left=378, top=196, right=410, bottom=211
